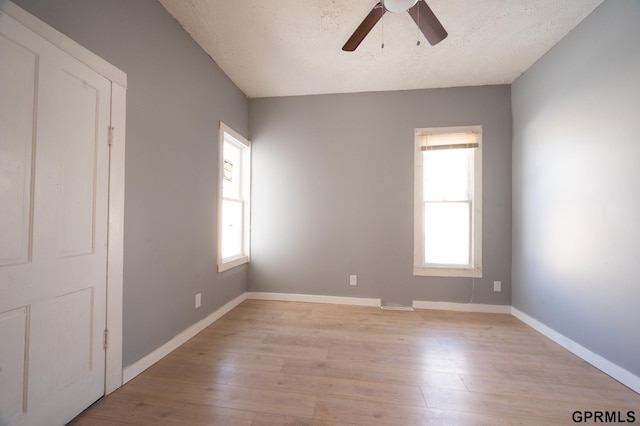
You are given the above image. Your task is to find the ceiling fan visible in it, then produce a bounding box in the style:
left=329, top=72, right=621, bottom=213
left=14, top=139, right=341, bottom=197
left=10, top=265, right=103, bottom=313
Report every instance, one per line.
left=342, top=0, right=448, bottom=51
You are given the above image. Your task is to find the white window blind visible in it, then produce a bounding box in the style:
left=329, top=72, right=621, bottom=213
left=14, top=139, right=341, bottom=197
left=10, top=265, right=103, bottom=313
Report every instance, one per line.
left=419, top=131, right=480, bottom=151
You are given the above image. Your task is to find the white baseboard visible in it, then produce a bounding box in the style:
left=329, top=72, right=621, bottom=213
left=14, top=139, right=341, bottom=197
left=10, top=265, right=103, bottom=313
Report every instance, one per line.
left=512, top=307, right=640, bottom=394
left=246, top=292, right=381, bottom=307
left=412, top=300, right=512, bottom=314
left=122, top=292, right=247, bottom=384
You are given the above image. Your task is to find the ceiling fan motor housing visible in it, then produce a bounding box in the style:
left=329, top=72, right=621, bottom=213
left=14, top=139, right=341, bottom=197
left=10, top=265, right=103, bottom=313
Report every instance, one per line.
left=383, top=0, right=419, bottom=13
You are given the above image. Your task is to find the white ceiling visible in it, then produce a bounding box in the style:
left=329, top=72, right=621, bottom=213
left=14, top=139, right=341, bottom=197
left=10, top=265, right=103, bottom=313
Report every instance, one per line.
left=159, top=0, right=604, bottom=98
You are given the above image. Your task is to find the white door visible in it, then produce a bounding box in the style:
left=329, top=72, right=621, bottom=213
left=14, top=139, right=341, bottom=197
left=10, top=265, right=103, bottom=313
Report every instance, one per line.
left=0, top=10, right=111, bottom=426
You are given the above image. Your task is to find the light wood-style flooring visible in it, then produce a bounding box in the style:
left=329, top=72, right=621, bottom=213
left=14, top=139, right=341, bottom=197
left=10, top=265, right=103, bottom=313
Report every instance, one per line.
left=70, top=300, right=640, bottom=425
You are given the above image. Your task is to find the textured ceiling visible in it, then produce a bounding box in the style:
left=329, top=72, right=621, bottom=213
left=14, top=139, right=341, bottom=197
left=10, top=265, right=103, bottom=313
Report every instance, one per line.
left=159, top=0, right=604, bottom=98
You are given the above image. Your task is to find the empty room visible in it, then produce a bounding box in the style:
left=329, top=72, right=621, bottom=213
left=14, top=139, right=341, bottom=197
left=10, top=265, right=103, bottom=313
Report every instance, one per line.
left=1, top=0, right=639, bottom=425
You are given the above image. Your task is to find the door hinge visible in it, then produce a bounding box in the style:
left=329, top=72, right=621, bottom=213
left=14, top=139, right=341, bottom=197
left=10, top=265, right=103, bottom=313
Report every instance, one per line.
left=103, top=329, right=110, bottom=350
left=108, top=126, right=114, bottom=146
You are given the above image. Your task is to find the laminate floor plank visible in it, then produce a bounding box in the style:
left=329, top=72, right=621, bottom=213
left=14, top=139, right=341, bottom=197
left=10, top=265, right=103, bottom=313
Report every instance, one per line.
left=460, top=373, right=640, bottom=407
left=422, top=387, right=574, bottom=423
left=326, top=349, right=501, bottom=376
left=70, top=300, right=639, bottom=425
left=227, top=368, right=427, bottom=407
left=313, top=396, right=529, bottom=426
left=250, top=413, right=359, bottom=426
left=142, top=359, right=237, bottom=386
left=123, top=375, right=317, bottom=418
left=165, top=348, right=288, bottom=373
left=69, top=392, right=256, bottom=426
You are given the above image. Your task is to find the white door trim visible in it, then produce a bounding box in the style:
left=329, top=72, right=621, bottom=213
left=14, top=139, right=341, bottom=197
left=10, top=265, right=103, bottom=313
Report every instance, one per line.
left=105, top=82, right=126, bottom=394
left=1, top=1, right=127, bottom=395
left=1, top=1, right=126, bottom=88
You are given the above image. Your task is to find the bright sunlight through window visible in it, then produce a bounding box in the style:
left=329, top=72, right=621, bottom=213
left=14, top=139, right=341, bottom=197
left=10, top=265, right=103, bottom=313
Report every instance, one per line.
left=414, top=126, right=482, bottom=277
left=218, top=122, right=251, bottom=272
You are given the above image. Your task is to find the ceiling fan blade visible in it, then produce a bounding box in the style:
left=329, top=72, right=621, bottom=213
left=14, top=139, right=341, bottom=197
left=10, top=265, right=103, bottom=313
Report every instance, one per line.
left=408, top=0, right=448, bottom=46
left=342, top=2, right=385, bottom=51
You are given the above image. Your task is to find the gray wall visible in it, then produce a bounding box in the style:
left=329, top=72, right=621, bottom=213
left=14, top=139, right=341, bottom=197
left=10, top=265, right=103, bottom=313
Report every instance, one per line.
left=249, top=86, right=512, bottom=306
left=512, top=0, right=640, bottom=375
left=12, top=0, right=250, bottom=367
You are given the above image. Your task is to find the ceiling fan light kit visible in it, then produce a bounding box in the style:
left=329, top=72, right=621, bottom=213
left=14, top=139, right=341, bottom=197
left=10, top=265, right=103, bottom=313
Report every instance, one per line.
left=342, top=0, right=447, bottom=51
left=382, top=0, right=418, bottom=14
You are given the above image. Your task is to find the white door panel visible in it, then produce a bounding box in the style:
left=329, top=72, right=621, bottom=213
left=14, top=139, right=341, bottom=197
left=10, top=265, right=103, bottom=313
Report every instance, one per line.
left=1, top=9, right=110, bottom=426
left=55, top=71, right=102, bottom=258
left=0, top=30, right=35, bottom=268
left=0, top=307, right=28, bottom=419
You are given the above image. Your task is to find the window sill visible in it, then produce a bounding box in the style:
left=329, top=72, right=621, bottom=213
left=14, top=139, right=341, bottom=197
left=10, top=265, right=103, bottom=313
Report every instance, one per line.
left=413, top=266, right=482, bottom=278
left=218, top=255, right=249, bottom=273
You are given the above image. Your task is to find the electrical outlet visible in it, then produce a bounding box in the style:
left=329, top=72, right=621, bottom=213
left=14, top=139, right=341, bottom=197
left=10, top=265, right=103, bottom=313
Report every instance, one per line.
left=493, top=281, right=501, bottom=292
left=195, top=293, right=201, bottom=308
left=349, top=275, right=357, bottom=286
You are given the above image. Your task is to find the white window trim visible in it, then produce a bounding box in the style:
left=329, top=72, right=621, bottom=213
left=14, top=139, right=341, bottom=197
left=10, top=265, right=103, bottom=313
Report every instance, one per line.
left=218, top=122, right=251, bottom=272
left=413, top=125, right=483, bottom=278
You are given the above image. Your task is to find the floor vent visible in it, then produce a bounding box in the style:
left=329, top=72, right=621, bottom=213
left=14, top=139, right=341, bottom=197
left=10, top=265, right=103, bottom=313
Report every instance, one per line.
left=380, top=302, right=414, bottom=312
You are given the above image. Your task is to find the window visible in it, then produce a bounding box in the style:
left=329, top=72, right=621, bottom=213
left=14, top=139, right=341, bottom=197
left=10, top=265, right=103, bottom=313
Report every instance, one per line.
left=218, top=122, right=251, bottom=272
left=414, top=126, right=482, bottom=277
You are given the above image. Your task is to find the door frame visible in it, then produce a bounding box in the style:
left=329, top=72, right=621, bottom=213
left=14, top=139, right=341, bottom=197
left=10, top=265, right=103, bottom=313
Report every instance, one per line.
left=2, top=1, right=127, bottom=395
